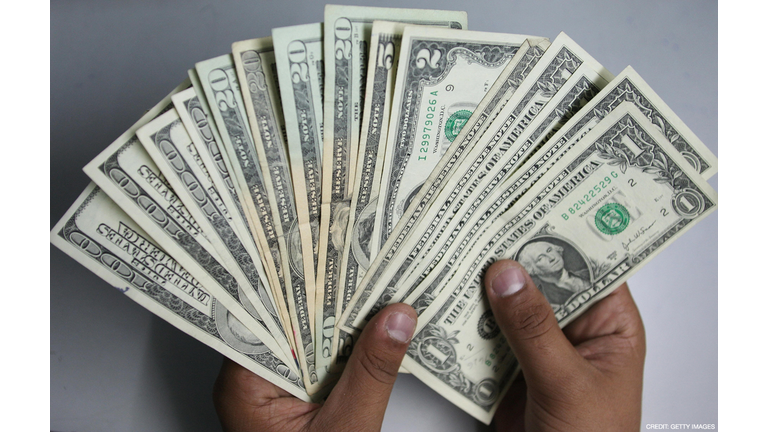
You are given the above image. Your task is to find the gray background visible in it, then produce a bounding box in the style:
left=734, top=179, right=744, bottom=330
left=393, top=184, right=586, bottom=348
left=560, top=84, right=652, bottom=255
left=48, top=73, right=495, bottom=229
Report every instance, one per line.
left=50, top=1, right=718, bottom=430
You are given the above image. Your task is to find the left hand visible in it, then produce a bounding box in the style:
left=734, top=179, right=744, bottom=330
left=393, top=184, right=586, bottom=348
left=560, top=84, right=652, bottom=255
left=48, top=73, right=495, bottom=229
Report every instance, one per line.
left=213, top=303, right=417, bottom=432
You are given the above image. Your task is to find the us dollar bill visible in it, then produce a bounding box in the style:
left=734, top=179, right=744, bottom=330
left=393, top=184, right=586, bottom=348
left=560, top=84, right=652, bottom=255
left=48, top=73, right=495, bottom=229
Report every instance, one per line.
left=322, top=5, right=467, bottom=194
left=338, top=38, right=549, bottom=328
left=316, top=5, right=468, bottom=371
left=50, top=184, right=309, bottom=401
left=174, top=81, right=260, bottom=268
left=336, top=38, right=549, bottom=331
left=273, top=23, right=335, bottom=383
left=400, top=103, right=717, bottom=424
left=82, top=81, right=294, bottom=368
left=195, top=55, right=297, bottom=357
left=172, top=82, right=298, bottom=357
left=400, top=65, right=721, bottom=312
left=272, top=23, right=324, bottom=276
left=232, top=37, right=320, bottom=393
left=136, top=108, right=295, bottom=365
left=369, top=27, right=534, bottom=254
left=176, top=77, right=253, bottom=253
left=326, top=20, right=407, bottom=372
left=190, top=61, right=296, bottom=358
left=375, top=34, right=616, bottom=316
left=339, top=28, right=548, bottom=333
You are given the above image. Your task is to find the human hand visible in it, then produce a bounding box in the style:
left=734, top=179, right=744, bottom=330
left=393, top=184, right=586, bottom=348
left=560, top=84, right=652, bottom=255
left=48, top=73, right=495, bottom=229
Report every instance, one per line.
left=213, top=303, right=417, bottom=432
left=485, top=260, right=646, bottom=432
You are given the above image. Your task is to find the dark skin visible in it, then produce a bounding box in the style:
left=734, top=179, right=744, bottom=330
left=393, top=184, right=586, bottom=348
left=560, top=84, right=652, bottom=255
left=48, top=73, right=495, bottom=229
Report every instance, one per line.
left=213, top=303, right=419, bottom=432
left=486, top=260, right=645, bottom=432
left=214, top=260, right=646, bottom=432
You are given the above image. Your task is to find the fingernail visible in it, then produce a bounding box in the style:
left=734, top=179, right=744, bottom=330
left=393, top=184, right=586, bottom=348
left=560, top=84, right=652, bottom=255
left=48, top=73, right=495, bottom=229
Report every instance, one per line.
left=385, top=312, right=416, bottom=344
left=491, top=266, right=526, bottom=298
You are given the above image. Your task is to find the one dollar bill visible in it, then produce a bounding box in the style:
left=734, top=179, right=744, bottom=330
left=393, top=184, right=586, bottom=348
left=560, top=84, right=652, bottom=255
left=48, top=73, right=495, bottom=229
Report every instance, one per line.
left=401, top=102, right=717, bottom=423
left=377, top=33, right=615, bottom=317
left=401, top=65, right=719, bottom=312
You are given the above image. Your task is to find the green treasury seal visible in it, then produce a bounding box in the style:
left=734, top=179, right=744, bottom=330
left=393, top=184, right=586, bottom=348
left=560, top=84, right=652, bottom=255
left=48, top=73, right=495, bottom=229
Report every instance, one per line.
left=444, top=109, right=472, bottom=142
left=595, top=202, right=630, bottom=235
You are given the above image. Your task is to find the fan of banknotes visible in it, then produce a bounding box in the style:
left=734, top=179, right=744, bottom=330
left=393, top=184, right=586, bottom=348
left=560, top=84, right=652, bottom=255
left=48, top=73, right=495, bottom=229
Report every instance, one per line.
left=50, top=4, right=718, bottom=424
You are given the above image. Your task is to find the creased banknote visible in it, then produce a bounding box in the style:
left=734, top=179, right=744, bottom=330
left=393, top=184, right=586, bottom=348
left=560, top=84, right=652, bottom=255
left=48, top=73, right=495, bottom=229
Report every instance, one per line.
left=136, top=108, right=295, bottom=365
left=273, top=23, right=325, bottom=275
left=317, top=5, right=468, bottom=372
left=379, top=34, right=615, bottom=316
left=83, top=81, right=293, bottom=368
left=51, top=184, right=308, bottom=400
left=370, top=26, right=533, bottom=253
left=341, top=29, right=560, bottom=333
left=401, top=103, right=717, bottom=424
left=325, top=20, right=408, bottom=373
left=232, top=37, right=320, bottom=393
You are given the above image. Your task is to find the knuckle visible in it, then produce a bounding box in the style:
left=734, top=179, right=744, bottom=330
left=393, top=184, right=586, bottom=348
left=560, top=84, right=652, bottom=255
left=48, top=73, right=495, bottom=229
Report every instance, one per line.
left=358, top=347, right=398, bottom=386
left=509, top=299, right=556, bottom=340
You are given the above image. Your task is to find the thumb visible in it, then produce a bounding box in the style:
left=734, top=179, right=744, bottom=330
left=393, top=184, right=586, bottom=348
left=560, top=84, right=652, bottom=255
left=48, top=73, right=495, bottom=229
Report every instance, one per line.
left=315, top=303, right=416, bottom=431
left=484, top=259, right=583, bottom=390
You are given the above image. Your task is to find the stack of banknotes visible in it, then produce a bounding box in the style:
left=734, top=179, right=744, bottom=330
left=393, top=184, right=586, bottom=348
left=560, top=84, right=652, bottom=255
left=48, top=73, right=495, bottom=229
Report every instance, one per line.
left=50, top=4, right=718, bottom=423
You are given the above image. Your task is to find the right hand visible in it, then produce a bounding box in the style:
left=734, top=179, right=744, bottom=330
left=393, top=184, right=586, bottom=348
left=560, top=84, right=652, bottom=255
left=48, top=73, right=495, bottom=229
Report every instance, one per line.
left=213, top=303, right=417, bottom=432
left=484, top=260, right=646, bottom=432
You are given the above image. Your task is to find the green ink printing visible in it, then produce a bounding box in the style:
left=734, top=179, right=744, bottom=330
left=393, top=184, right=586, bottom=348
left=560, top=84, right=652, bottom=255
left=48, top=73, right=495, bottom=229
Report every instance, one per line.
left=444, top=110, right=472, bottom=142
left=595, top=202, right=630, bottom=235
